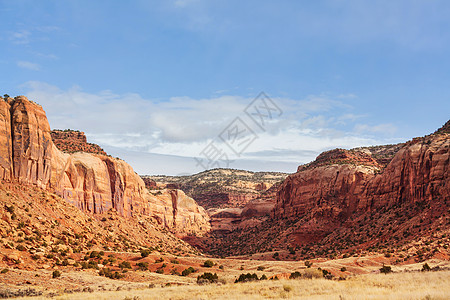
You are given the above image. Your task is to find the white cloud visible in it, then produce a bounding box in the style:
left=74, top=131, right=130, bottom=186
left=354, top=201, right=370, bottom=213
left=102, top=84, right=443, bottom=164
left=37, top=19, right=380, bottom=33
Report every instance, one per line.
left=23, top=81, right=403, bottom=174
left=17, top=61, right=40, bottom=71
left=10, top=30, right=31, bottom=44
left=354, top=123, right=398, bottom=135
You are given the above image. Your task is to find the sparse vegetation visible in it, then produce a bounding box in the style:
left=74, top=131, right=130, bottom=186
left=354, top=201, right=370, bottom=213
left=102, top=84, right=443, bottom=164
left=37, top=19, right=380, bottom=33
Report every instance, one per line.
left=202, top=260, right=214, bottom=268
left=380, top=265, right=392, bottom=274
left=197, top=272, right=218, bottom=284
left=52, top=270, right=61, bottom=278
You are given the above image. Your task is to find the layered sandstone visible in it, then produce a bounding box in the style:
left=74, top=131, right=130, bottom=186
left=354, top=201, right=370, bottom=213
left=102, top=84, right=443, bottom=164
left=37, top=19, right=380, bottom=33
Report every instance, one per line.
left=0, top=96, right=209, bottom=237
left=0, top=100, right=12, bottom=181
left=51, top=129, right=107, bottom=155
left=145, top=169, right=288, bottom=210
left=273, top=132, right=449, bottom=244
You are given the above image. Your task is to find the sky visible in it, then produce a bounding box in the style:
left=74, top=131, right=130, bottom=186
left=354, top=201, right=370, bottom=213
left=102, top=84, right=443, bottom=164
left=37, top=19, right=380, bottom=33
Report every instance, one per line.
left=1, top=0, right=449, bottom=175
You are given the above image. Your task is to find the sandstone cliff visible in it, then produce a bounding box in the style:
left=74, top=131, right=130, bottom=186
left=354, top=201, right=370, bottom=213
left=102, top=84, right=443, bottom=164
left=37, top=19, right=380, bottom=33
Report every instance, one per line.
left=0, top=96, right=209, bottom=237
left=51, top=129, right=107, bottom=155
left=276, top=134, right=449, bottom=222
left=201, top=126, right=449, bottom=257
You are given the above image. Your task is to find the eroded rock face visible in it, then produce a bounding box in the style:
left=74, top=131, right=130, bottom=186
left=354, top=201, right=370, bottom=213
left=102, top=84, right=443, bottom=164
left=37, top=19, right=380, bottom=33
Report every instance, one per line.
left=362, top=135, right=450, bottom=210
left=51, top=130, right=107, bottom=155
left=146, top=189, right=210, bottom=236
left=0, top=100, right=12, bottom=181
left=274, top=133, right=450, bottom=243
left=11, top=96, right=52, bottom=188
left=1, top=96, right=210, bottom=237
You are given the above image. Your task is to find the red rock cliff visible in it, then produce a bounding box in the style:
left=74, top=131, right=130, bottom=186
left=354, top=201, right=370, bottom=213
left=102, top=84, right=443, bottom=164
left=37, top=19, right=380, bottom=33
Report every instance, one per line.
left=274, top=133, right=449, bottom=242
left=0, top=96, right=210, bottom=237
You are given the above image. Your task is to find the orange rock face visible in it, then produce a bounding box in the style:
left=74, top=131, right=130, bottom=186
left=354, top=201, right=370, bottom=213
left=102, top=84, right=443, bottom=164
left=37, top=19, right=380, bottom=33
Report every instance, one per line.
left=0, top=96, right=210, bottom=237
left=0, top=100, right=12, bottom=181
left=11, top=96, right=53, bottom=188
left=51, top=129, right=107, bottom=155
left=274, top=133, right=450, bottom=244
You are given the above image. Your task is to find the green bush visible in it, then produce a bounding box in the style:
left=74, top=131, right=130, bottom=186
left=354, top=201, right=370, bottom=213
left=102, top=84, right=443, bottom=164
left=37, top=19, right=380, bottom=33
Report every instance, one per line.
left=99, top=267, right=124, bottom=279
left=380, top=265, right=392, bottom=274
left=16, top=244, right=26, bottom=251
left=1, top=269, right=8, bottom=274
left=235, top=273, right=259, bottom=283
left=257, top=266, right=265, bottom=271
left=197, top=272, right=218, bottom=284
left=203, top=260, right=214, bottom=268
left=340, top=267, right=347, bottom=272
left=118, top=261, right=132, bottom=269
left=289, top=271, right=301, bottom=279
left=137, top=262, right=148, bottom=271
left=141, top=249, right=151, bottom=258
left=52, top=270, right=61, bottom=278
left=182, top=267, right=196, bottom=276
left=422, top=263, right=431, bottom=272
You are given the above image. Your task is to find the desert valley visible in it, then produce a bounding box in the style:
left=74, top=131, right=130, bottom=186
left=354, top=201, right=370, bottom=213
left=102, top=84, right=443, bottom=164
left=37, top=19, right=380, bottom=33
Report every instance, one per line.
left=0, top=95, right=448, bottom=299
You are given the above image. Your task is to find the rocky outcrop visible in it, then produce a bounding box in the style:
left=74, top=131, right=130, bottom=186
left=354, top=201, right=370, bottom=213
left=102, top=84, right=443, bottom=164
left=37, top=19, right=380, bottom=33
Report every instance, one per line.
left=51, top=129, right=107, bottom=155
left=0, top=100, right=12, bottom=181
left=274, top=131, right=450, bottom=243
left=146, top=189, right=210, bottom=236
left=10, top=97, right=53, bottom=188
left=145, top=169, right=288, bottom=210
left=0, top=96, right=210, bottom=237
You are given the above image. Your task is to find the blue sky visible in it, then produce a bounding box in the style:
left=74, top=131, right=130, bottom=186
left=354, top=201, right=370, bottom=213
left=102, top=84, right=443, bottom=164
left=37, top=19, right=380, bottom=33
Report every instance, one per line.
left=1, top=0, right=449, bottom=175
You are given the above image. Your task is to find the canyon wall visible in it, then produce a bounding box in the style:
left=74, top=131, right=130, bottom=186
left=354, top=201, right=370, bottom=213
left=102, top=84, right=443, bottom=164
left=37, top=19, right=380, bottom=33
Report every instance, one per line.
left=0, top=96, right=210, bottom=236
left=274, top=133, right=449, bottom=243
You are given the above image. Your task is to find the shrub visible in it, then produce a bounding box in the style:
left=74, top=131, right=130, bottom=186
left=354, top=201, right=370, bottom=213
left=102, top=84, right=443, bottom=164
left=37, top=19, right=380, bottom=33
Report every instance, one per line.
left=235, top=273, right=259, bottom=283
left=321, top=269, right=333, bottom=280
left=52, top=270, right=61, bottom=278
left=16, top=244, right=26, bottom=251
left=304, top=261, right=312, bottom=268
left=257, top=266, right=265, bottom=271
left=141, top=249, right=151, bottom=258
left=87, top=260, right=99, bottom=269
left=380, top=265, right=392, bottom=274
left=99, top=267, right=124, bottom=279
left=197, top=272, right=218, bottom=284
left=422, top=263, right=431, bottom=272
left=171, top=259, right=179, bottom=264
left=137, top=262, right=148, bottom=271
left=203, top=260, right=214, bottom=268
left=1, top=268, right=8, bottom=274
left=340, top=267, right=347, bottom=272
left=260, top=274, right=267, bottom=280
left=182, top=267, right=195, bottom=276
left=289, top=271, right=301, bottom=279
left=118, top=261, right=132, bottom=269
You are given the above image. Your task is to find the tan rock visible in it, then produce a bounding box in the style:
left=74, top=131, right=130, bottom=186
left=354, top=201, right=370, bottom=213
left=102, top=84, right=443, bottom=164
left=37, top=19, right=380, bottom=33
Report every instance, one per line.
left=2, top=96, right=210, bottom=237
left=0, top=100, right=12, bottom=181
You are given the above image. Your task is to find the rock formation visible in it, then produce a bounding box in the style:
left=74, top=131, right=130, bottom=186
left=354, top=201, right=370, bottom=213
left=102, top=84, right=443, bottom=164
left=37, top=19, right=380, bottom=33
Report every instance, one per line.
left=270, top=130, right=450, bottom=246
left=0, top=96, right=209, bottom=237
left=51, top=129, right=107, bottom=155
left=144, top=169, right=288, bottom=210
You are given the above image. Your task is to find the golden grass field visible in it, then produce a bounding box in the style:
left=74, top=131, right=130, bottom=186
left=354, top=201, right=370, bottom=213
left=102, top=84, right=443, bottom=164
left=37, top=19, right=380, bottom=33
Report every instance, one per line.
left=18, top=270, right=450, bottom=300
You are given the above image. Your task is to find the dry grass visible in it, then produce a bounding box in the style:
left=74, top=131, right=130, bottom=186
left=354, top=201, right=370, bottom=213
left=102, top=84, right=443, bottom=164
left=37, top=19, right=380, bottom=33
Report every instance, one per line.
left=20, top=270, right=450, bottom=300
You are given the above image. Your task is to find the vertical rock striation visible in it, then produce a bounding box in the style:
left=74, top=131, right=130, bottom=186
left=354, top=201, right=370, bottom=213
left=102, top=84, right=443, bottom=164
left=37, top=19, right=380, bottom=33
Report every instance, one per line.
left=0, top=96, right=210, bottom=237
